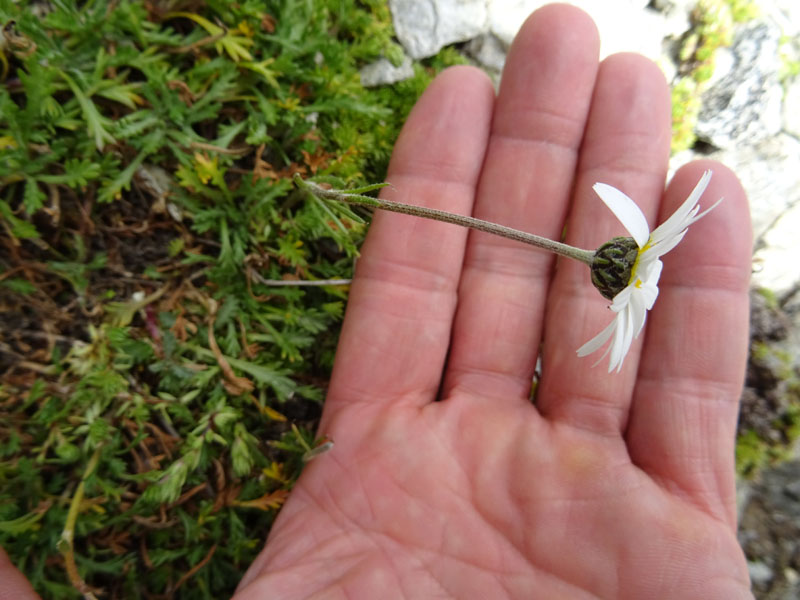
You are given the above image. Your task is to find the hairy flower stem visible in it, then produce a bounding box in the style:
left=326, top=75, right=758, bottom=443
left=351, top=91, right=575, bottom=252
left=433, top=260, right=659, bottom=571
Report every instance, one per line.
left=295, top=175, right=596, bottom=266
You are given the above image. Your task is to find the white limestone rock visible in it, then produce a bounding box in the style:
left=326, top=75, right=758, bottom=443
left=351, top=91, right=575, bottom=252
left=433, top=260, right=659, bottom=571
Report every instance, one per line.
left=487, top=0, right=668, bottom=61
left=699, top=134, right=800, bottom=294
left=388, top=0, right=677, bottom=65
left=650, top=0, right=695, bottom=39
left=359, top=56, right=415, bottom=87
left=464, top=32, right=508, bottom=73
left=759, top=0, right=800, bottom=37
left=388, top=0, right=489, bottom=59
left=783, top=77, right=800, bottom=138
left=695, top=20, right=783, bottom=149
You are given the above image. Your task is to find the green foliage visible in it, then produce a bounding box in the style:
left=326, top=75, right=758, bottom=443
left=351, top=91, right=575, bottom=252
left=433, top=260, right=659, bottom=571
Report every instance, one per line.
left=669, top=0, right=759, bottom=153
left=779, top=35, right=800, bottom=86
left=737, top=408, right=800, bottom=479
left=0, top=0, right=458, bottom=597
left=736, top=430, right=772, bottom=478
left=724, top=0, right=760, bottom=22
left=671, top=78, right=703, bottom=153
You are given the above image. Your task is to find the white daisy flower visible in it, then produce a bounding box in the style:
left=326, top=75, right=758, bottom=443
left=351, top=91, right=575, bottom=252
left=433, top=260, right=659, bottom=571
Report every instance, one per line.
left=577, top=170, right=721, bottom=372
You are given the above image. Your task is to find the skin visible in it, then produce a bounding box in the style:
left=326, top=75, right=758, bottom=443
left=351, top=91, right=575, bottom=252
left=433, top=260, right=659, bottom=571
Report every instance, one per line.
left=0, top=5, right=754, bottom=600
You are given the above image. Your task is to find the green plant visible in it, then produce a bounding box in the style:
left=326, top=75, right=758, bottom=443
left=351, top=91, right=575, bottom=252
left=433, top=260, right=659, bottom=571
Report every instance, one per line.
left=0, top=0, right=460, bottom=597
left=669, top=0, right=749, bottom=153
left=725, top=0, right=759, bottom=22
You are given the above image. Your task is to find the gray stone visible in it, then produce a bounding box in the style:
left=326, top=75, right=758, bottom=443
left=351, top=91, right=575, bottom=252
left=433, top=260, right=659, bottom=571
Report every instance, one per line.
left=704, top=46, right=735, bottom=86
left=760, top=0, right=800, bottom=37
left=737, top=478, right=754, bottom=524
left=783, top=77, right=800, bottom=138
left=697, top=134, right=800, bottom=294
left=674, top=133, right=800, bottom=294
left=487, top=0, right=668, bottom=61
left=786, top=477, right=800, bottom=502
left=359, top=56, right=415, bottom=87
left=388, top=0, right=488, bottom=60
left=464, top=32, right=507, bottom=73
left=650, top=0, right=694, bottom=38
left=389, top=0, right=676, bottom=64
left=740, top=460, right=800, bottom=597
left=749, top=560, right=775, bottom=586
left=696, top=20, right=783, bottom=149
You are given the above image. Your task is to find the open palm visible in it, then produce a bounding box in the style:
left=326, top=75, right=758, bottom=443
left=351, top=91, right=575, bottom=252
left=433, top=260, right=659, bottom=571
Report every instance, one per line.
left=0, top=6, right=753, bottom=600
left=233, top=5, right=754, bottom=600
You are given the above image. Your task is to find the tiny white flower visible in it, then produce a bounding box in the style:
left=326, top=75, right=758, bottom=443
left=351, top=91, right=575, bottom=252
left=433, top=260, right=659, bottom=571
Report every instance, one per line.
left=577, top=170, right=721, bottom=372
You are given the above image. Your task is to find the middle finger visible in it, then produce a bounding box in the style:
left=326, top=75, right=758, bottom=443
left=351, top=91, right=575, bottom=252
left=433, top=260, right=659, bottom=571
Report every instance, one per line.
left=441, top=4, right=601, bottom=403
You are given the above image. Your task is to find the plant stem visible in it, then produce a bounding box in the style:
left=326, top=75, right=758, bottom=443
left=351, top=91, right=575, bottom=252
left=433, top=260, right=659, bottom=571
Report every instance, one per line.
left=59, top=447, right=103, bottom=600
left=296, top=175, right=595, bottom=266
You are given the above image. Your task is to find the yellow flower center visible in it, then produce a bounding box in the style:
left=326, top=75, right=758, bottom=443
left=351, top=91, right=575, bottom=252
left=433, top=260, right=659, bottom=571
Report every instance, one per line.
left=628, top=244, right=648, bottom=285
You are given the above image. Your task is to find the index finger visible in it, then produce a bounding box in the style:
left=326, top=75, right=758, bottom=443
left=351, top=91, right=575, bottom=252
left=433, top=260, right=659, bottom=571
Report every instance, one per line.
left=321, top=67, right=495, bottom=424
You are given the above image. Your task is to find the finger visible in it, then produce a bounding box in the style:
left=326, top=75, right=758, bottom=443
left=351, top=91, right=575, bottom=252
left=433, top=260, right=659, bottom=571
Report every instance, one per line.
left=626, top=160, right=751, bottom=528
left=536, top=53, right=671, bottom=434
left=441, top=4, right=600, bottom=402
left=0, top=547, right=40, bottom=600
left=322, top=66, right=495, bottom=421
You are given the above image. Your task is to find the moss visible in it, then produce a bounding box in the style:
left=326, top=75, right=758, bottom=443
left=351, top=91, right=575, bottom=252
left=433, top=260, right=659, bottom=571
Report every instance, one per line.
left=736, top=430, right=771, bottom=478
left=670, top=77, right=704, bottom=153
left=755, top=287, right=781, bottom=310
left=779, top=35, right=800, bottom=85
left=669, top=0, right=760, bottom=153
left=725, top=0, right=760, bottom=22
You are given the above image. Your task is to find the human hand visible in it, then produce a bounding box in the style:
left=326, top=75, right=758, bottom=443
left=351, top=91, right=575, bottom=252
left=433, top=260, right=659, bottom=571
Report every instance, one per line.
left=234, top=4, right=753, bottom=599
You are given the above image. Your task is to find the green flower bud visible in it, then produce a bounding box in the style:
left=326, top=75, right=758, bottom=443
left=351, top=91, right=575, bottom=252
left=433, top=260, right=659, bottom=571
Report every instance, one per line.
left=590, top=236, right=639, bottom=300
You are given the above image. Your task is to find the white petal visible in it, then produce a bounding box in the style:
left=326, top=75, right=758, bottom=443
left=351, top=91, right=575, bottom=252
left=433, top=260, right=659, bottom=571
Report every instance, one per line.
left=610, top=284, right=634, bottom=312
left=578, top=265, right=660, bottom=372
left=640, top=258, right=663, bottom=287
left=577, top=317, right=617, bottom=357
left=629, top=289, right=648, bottom=338
left=609, top=307, right=633, bottom=372
left=593, top=182, right=650, bottom=247
left=650, top=228, right=687, bottom=258
left=649, top=170, right=712, bottom=246
left=688, top=196, right=723, bottom=226
left=641, top=283, right=660, bottom=311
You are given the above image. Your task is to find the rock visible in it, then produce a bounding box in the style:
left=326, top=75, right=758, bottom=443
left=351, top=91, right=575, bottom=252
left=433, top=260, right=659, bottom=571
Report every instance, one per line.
left=685, top=133, right=800, bottom=295
left=736, top=477, right=754, bottom=524
left=749, top=560, right=775, bottom=586
left=487, top=0, right=668, bottom=61
left=651, top=0, right=695, bottom=39
left=738, top=286, right=799, bottom=454
left=359, top=56, right=415, bottom=87
left=388, top=0, right=488, bottom=59
left=750, top=289, right=791, bottom=343
left=695, top=20, right=783, bottom=149
left=762, top=0, right=800, bottom=37
left=786, top=478, right=800, bottom=502
left=389, top=0, right=679, bottom=65
left=739, top=460, right=800, bottom=597
left=755, top=200, right=800, bottom=295
left=464, top=33, right=507, bottom=74
left=782, top=78, right=800, bottom=138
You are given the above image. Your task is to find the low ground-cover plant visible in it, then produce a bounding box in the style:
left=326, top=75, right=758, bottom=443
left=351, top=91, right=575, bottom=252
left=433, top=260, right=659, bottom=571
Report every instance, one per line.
left=0, top=1, right=463, bottom=596
left=1, top=0, right=793, bottom=597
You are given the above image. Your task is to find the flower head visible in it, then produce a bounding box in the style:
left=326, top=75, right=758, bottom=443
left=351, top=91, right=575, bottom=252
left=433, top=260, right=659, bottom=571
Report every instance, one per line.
left=577, top=170, right=721, bottom=372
